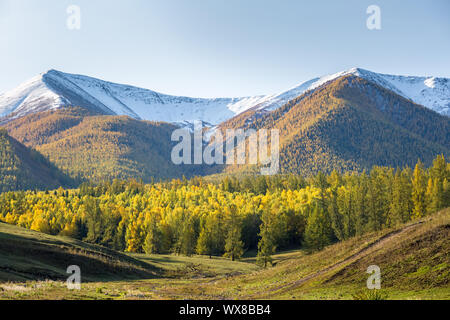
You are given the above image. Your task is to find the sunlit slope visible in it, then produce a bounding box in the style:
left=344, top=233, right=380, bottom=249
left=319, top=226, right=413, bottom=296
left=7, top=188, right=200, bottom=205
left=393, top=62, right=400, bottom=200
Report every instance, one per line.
left=3, top=108, right=216, bottom=182
left=223, top=75, right=450, bottom=175
left=162, top=209, right=449, bottom=299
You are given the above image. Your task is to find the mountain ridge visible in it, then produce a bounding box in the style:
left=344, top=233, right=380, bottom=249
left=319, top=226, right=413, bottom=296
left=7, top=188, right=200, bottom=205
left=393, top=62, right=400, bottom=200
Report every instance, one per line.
left=1, top=68, right=449, bottom=184
left=1, top=68, right=448, bottom=127
left=223, top=74, right=450, bottom=175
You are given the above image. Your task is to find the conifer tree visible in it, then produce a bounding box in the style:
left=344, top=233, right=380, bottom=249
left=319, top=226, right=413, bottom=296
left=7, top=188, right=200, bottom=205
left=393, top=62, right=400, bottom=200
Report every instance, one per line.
left=329, top=187, right=344, bottom=241
left=303, top=204, right=332, bottom=251
left=224, top=206, right=244, bottom=261
left=83, top=196, right=103, bottom=243
left=196, top=215, right=215, bottom=257
left=389, top=169, right=412, bottom=226
left=313, top=171, right=330, bottom=210
left=412, top=160, right=428, bottom=219
left=354, top=171, right=369, bottom=235
left=177, top=216, right=197, bottom=256
left=144, top=215, right=162, bottom=254
left=256, top=207, right=277, bottom=267
left=427, top=155, right=447, bottom=213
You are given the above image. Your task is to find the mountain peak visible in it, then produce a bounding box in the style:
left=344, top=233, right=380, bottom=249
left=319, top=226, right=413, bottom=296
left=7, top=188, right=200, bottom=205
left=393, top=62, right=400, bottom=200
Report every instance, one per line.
left=41, top=68, right=58, bottom=74
left=38, top=69, right=64, bottom=78
left=1, top=68, right=449, bottom=125
left=347, top=67, right=368, bottom=73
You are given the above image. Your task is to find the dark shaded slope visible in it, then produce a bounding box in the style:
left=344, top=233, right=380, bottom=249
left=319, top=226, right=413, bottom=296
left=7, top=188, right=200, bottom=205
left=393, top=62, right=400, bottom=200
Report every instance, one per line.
left=0, top=128, right=74, bottom=192
left=0, top=222, right=159, bottom=282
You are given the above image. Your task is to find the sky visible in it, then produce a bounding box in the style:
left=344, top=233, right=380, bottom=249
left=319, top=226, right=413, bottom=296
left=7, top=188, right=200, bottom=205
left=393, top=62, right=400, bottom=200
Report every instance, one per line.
left=0, top=0, right=449, bottom=98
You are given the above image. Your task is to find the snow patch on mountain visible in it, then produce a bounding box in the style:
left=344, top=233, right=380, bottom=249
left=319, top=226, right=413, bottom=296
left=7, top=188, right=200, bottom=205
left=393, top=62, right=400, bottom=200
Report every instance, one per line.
left=0, top=68, right=448, bottom=126
left=375, top=73, right=450, bottom=116
left=253, top=67, right=450, bottom=116
left=0, top=74, right=64, bottom=118
left=0, top=70, right=271, bottom=125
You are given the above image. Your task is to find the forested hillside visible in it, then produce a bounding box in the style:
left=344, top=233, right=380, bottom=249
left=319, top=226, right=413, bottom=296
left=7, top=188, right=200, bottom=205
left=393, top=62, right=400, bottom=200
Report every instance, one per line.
left=222, top=75, right=450, bottom=175
left=1, top=155, right=448, bottom=266
left=3, top=107, right=217, bottom=183
left=0, top=128, right=74, bottom=192
left=2, top=75, right=449, bottom=184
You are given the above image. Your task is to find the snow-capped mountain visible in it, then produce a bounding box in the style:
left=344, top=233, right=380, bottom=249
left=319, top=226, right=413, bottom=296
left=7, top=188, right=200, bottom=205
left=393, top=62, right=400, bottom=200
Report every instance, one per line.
left=0, top=68, right=448, bottom=126
left=246, top=67, right=450, bottom=116
left=341, top=68, right=450, bottom=116
left=0, top=70, right=269, bottom=125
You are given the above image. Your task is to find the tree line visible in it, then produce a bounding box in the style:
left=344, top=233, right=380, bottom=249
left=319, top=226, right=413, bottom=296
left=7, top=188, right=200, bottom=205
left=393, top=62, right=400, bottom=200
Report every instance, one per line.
left=0, top=155, right=448, bottom=266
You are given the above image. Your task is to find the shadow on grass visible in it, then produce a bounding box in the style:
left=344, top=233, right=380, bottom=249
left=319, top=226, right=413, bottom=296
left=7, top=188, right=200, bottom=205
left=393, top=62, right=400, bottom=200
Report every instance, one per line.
left=0, top=230, right=163, bottom=283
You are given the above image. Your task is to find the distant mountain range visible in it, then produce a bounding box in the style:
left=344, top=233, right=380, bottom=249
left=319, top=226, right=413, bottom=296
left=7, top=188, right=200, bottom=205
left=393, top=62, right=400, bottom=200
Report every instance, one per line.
left=1, top=68, right=449, bottom=127
left=0, top=68, right=448, bottom=189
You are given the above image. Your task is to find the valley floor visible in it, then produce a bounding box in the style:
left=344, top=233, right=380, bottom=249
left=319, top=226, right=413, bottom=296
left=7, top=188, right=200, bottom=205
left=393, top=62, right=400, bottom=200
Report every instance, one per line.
left=0, top=209, right=449, bottom=300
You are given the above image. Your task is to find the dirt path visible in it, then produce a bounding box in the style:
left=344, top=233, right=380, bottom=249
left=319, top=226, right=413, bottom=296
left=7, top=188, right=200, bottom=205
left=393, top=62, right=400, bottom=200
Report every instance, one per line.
left=250, top=221, right=424, bottom=298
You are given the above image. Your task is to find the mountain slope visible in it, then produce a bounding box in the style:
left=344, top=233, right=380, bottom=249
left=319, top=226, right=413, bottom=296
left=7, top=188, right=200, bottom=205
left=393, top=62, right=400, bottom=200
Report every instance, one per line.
left=166, top=208, right=449, bottom=300
left=252, top=209, right=450, bottom=299
left=220, top=67, right=450, bottom=131
left=1, top=68, right=448, bottom=128
left=225, top=75, right=450, bottom=175
left=1, top=68, right=448, bottom=183
left=0, top=128, right=74, bottom=192
left=2, top=108, right=217, bottom=182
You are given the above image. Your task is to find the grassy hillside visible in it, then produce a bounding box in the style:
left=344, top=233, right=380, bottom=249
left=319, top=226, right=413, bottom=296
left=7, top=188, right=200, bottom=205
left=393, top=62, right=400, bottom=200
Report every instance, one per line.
left=0, top=220, right=259, bottom=299
left=139, top=208, right=449, bottom=300
left=163, top=208, right=449, bottom=300
left=0, top=209, right=447, bottom=300
left=0, top=128, right=74, bottom=192
left=0, top=222, right=159, bottom=282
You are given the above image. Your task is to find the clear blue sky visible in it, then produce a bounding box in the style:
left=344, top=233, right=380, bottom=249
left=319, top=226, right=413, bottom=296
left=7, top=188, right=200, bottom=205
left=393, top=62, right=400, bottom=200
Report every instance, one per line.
left=1, top=0, right=449, bottom=98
